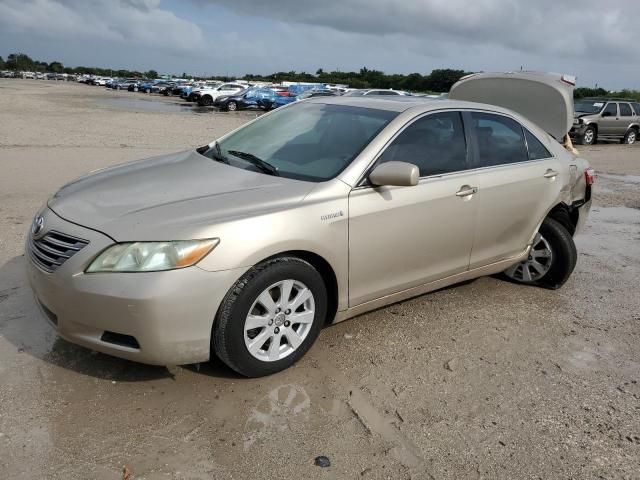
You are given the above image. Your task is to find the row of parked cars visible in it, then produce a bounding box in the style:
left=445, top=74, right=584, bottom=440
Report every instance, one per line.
left=80, top=75, right=418, bottom=112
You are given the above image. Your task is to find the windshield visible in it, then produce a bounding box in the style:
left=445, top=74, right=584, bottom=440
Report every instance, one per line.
left=205, top=102, right=397, bottom=182
left=575, top=100, right=606, bottom=114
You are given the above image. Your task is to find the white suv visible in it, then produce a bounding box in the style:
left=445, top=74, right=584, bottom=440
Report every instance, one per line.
left=196, top=83, right=246, bottom=106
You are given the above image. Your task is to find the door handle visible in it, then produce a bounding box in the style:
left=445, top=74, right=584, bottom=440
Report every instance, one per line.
left=543, top=169, right=559, bottom=179
left=456, top=186, right=478, bottom=197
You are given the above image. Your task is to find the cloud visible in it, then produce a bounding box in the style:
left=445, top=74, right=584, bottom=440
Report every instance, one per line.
left=0, top=0, right=205, bottom=55
left=202, top=0, right=640, bottom=62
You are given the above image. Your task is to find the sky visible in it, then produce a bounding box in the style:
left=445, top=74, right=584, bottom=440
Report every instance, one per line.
left=0, top=0, right=639, bottom=90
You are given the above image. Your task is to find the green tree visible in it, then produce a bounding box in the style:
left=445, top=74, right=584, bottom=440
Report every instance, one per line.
left=48, top=61, right=64, bottom=73
left=6, top=53, right=35, bottom=71
left=0, top=56, right=5, bottom=69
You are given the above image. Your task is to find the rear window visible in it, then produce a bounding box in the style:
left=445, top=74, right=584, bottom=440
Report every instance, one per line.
left=524, top=129, right=552, bottom=160
left=619, top=103, right=633, bottom=117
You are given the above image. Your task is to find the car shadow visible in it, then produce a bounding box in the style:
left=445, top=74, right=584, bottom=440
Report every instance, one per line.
left=0, top=255, right=239, bottom=381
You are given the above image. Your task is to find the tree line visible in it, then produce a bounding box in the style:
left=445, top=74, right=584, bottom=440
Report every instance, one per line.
left=2, top=52, right=639, bottom=98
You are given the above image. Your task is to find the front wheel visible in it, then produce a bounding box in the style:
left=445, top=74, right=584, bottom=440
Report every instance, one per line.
left=213, top=257, right=327, bottom=377
left=580, top=126, right=596, bottom=145
left=200, top=95, right=213, bottom=106
left=226, top=101, right=238, bottom=112
left=503, top=217, right=577, bottom=289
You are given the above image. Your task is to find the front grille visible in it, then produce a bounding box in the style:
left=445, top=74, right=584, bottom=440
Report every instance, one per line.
left=28, top=230, right=89, bottom=273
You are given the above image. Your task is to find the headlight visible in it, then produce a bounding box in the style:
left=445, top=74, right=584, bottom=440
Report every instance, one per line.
left=86, top=239, right=219, bottom=273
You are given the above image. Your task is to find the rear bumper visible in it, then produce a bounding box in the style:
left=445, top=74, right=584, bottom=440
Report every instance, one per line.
left=574, top=197, right=592, bottom=235
left=26, top=208, right=249, bottom=365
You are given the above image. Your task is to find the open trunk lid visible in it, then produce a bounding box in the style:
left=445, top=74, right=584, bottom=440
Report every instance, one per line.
left=449, top=72, right=575, bottom=140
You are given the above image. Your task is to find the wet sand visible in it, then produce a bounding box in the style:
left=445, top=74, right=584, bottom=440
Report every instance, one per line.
left=1, top=80, right=639, bottom=479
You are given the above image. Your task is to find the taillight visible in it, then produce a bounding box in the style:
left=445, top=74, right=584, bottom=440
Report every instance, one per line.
left=585, top=167, right=596, bottom=186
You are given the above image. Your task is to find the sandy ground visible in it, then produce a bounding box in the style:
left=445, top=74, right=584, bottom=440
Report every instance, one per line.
left=1, top=80, right=639, bottom=479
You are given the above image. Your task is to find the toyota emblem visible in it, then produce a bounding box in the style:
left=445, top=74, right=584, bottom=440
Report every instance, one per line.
left=31, top=215, right=45, bottom=238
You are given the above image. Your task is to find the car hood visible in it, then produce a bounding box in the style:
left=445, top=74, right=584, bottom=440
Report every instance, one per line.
left=48, top=150, right=316, bottom=241
left=449, top=72, right=575, bottom=140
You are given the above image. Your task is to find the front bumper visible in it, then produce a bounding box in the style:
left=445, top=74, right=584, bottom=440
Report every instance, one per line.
left=569, top=123, right=587, bottom=138
left=26, top=208, right=248, bottom=365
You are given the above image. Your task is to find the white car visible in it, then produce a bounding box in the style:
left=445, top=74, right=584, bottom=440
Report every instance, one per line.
left=196, top=83, right=246, bottom=106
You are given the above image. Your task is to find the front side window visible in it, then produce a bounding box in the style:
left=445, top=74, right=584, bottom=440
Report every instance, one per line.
left=378, top=111, right=468, bottom=176
left=603, top=103, right=618, bottom=117
left=524, top=129, right=552, bottom=160
left=632, top=103, right=640, bottom=115
left=209, top=103, right=397, bottom=182
left=470, top=112, right=528, bottom=166
left=619, top=103, right=633, bottom=117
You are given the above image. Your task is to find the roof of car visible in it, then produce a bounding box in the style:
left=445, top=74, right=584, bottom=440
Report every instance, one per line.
left=306, top=95, right=496, bottom=114
left=580, top=97, right=636, bottom=102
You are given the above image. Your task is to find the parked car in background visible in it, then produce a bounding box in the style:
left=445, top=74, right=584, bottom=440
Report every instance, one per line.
left=111, top=79, right=139, bottom=91
left=258, top=89, right=337, bottom=111
left=343, top=89, right=410, bottom=97
left=196, top=83, right=246, bottom=106
left=214, top=87, right=277, bottom=111
left=570, top=98, right=640, bottom=145
left=150, top=81, right=175, bottom=94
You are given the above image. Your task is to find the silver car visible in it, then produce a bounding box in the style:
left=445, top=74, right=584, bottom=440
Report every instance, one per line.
left=26, top=72, right=593, bottom=377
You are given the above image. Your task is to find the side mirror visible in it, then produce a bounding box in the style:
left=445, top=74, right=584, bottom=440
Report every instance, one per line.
left=602, top=111, right=612, bottom=117
left=369, top=161, right=419, bottom=187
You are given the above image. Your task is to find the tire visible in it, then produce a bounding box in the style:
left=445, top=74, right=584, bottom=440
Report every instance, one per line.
left=200, top=95, right=213, bottom=106
left=213, top=257, right=327, bottom=377
left=579, top=126, right=596, bottom=145
left=503, top=217, right=577, bottom=289
left=226, top=101, right=238, bottom=112
left=262, top=102, right=273, bottom=111
left=622, top=128, right=637, bottom=145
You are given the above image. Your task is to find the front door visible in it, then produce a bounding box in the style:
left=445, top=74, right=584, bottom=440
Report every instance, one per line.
left=348, top=111, right=477, bottom=307
left=599, top=102, right=619, bottom=135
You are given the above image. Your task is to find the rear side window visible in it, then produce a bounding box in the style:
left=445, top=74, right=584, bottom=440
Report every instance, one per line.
left=619, top=103, right=633, bottom=117
left=603, top=103, right=618, bottom=116
left=524, top=129, right=552, bottom=160
left=469, top=112, right=528, bottom=166
left=378, top=111, right=468, bottom=176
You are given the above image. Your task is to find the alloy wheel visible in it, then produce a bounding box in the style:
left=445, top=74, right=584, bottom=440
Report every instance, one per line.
left=583, top=129, right=594, bottom=144
left=244, top=280, right=315, bottom=362
left=504, top=233, right=553, bottom=283
left=626, top=131, right=637, bottom=144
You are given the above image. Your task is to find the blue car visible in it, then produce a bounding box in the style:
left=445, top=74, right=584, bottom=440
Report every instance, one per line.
left=259, top=87, right=335, bottom=111
left=214, top=88, right=278, bottom=111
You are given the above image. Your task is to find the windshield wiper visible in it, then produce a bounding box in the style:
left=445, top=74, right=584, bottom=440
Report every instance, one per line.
left=227, top=150, right=279, bottom=176
left=210, top=141, right=229, bottom=164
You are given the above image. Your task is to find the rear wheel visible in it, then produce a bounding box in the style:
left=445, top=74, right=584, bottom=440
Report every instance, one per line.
left=213, top=257, right=327, bottom=377
left=580, top=126, right=596, bottom=145
left=503, top=217, right=577, bottom=289
left=200, top=95, right=213, bottom=106
left=622, top=128, right=637, bottom=145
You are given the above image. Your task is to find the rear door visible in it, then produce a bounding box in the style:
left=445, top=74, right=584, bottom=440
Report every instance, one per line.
left=465, top=111, right=563, bottom=268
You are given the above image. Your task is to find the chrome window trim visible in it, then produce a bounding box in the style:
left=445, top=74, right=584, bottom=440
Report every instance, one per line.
left=353, top=107, right=555, bottom=189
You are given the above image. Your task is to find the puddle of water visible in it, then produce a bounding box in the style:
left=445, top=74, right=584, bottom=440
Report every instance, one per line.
left=97, top=97, right=264, bottom=117
left=98, top=97, right=197, bottom=114
left=599, top=173, right=640, bottom=184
